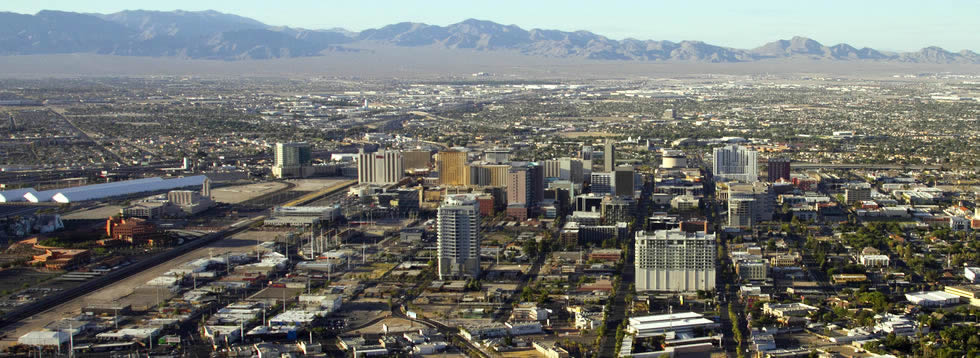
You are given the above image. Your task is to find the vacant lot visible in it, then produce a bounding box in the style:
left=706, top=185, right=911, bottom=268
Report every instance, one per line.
left=0, top=268, right=58, bottom=294
left=211, top=182, right=287, bottom=204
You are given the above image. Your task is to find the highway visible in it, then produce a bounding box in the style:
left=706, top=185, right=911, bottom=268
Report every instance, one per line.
left=791, top=162, right=943, bottom=170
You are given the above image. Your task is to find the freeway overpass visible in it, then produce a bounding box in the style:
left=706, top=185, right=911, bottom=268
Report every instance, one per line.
left=791, top=163, right=943, bottom=170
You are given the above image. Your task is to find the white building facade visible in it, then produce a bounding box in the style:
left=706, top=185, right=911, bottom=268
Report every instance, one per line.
left=635, top=229, right=716, bottom=292
left=437, top=194, right=481, bottom=280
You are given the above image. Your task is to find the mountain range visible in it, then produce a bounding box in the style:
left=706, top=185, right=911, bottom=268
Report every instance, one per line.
left=0, top=9, right=977, bottom=63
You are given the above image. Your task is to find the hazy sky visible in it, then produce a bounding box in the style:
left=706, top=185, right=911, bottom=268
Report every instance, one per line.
left=5, top=0, right=978, bottom=52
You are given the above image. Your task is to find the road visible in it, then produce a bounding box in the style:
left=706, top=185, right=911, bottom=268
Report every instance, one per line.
left=597, top=180, right=648, bottom=358
left=492, top=247, right=547, bottom=323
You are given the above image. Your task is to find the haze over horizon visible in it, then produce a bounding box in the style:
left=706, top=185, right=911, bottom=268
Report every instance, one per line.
left=4, top=0, right=979, bottom=53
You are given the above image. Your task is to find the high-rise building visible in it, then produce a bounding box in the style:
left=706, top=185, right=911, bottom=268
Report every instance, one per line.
left=437, top=150, right=468, bottom=186
left=437, top=194, right=481, bottom=280
left=767, top=157, right=791, bottom=182
left=601, top=196, right=633, bottom=224
left=483, top=164, right=511, bottom=187
left=604, top=140, right=617, bottom=172
left=635, top=229, right=716, bottom=292
left=614, top=165, right=635, bottom=197
left=844, top=183, right=872, bottom=204
left=506, top=164, right=544, bottom=206
left=507, top=167, right=531, bottom=206
left=357, top=150, right=404, bottom=185
left=590, top=172, right=613, bottom=195
left=575, top=193, right=604, bottom=212
left=581, top=145, right=594, bottom=161
left=402, top=150, right=433, bottom=171
left=484, top=148, right=512, bottom=164
left=273, top=142, right=313, bottom=178
left=468, top=165, right=492, bottom=186
left=544, top=158, right=585, bottom=184
left=726, top=182, right=774, bottom=228
left=712, top=144, right=758, bottom=183
left=663, top=109, right=677, bottom=120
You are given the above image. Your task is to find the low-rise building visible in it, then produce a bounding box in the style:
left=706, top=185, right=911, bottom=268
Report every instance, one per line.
left=943, top=285, right=980, bottom=306
left=905, top=291, right=960, bottom=307
left=859, top=254, right=890, bottom=267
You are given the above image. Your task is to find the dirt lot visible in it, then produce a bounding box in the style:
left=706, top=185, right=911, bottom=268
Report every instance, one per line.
left=286, top=178, right=348, bottom=192
left=62, top=204, right=122, bottom=220
left=211, top=182, right=287, bottom=204
left=0, top=268, right=59, bottom=295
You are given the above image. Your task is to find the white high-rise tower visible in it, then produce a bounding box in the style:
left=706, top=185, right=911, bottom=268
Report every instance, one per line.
left=437, top=194, right=481, bottom=280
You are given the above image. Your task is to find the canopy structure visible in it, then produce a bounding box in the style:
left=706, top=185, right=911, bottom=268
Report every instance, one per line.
left=0, top=188, right=37, bottom=202
left=24, top=176, right=206, bottom=203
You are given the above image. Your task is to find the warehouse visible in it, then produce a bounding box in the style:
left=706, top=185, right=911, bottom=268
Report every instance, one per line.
left=18, top=330, right=69, bottom=347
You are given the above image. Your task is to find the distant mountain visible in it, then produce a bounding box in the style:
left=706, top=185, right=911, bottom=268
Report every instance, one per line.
left=0, top=10, right=976, bottom=63
left=94, top=9, right=267, bottom=40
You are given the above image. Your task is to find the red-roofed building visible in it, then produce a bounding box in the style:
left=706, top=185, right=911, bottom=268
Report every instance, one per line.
left=106, top=217, right=163, bottom=246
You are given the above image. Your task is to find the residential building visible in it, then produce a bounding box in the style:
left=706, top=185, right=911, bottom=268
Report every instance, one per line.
left=713, top=144, right=758, bottom=183
left=635, top=229, right=716, bottom=292
left=767, top=157, right=791, bottom=182
left=437, top=194, right=481, bottom=280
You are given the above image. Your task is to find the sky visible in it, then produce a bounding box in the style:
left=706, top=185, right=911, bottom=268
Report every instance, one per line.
left=4, top=0, right=978, bottom=52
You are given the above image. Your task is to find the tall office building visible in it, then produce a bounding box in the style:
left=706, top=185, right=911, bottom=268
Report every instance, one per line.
left=614, top=165, right=635, bottom=197
left=402, top=150, right=433, bottom=171
left=357, top=150, right=404, bottom=185
left=590, top=172, right=613, bottom=195
left=437, top=194, right=481, bottom=280
left=712, top=144, right=758, bottom=183
left=581, top=145, right=594, bottom=161
left=604, top=140, right=617, bottom=172
left=468, top=165, right=492, bottom=186
left=507, top=167, right=531, bottom=206
left=844, top=183, right=872, bottom=204
left=635, top=229, right=716, bottom=292
left=767, top=157, right=791, bottom=182
left=273, top=142, right=313, bottom=178
left=437, top=150, right=468, bottom=186
left=544, top=157, right=585, bottom=184
left=506, top=164, right=544, bottom=206
left=581, top=145, right=594, bottom=179
left=726, top=182, right=774, bottom=228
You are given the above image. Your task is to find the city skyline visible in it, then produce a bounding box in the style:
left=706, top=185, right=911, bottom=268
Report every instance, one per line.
left=3, top=0, right=979, bottom=52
